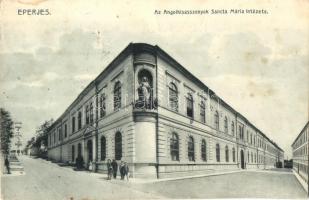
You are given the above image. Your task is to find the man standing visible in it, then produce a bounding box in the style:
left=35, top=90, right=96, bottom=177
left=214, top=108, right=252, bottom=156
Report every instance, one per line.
left=111, top=159, right=118, bottom=179
left=5, top=156, right=10, bottom=174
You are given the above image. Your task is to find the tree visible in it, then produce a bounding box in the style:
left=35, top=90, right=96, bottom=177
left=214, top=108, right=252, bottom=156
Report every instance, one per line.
left=0, top=108, right=14, bottom=155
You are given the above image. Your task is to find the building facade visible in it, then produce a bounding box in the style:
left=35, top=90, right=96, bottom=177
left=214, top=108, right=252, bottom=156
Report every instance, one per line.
left=292, top=122, right=309, bottom=187
left=47, top=43, right=284, bottom=178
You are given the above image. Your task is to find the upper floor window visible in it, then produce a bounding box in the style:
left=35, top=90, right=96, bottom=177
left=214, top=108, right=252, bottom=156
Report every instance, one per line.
left=169, top=83, right=178, bottom=112
left=231, top=121, right=235, bottom=136
left=201, top=139, right=207, bottom=161
left=200, top=101, right=206, bottom=123
left=72, top=116, right=76, bottom=133
left=64, top=124, right=67, bottom=138
left=86, top=105, right=90, bottom=125
left=115, top=132, right=122, bottom=160
left=216, top=143, right=220, bottom=162
left=225, top=145, right=229, bottom=162
left=100, top=94, right=106, bottom=118
left=224, top=116, right=228, bottom=133
left=114, top=81, right=122, bottom=110
left=170, top=133, right=179, bottom=161
left=58, top=128, right=62, bottom=141
left=188, top=136, right=195, bottom=161
left=214, top=111, right=219, bottom=130
left=78, top=111, right=82, bottom=130
left=186, top=93, right=194, bottom=118
left=90, top=103, right=94, bottom=124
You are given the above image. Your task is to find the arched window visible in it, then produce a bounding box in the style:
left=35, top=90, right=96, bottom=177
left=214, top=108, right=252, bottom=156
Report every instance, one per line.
left=90, top=103, right=94, bottom=124
left=85, top=105, right=89, bottom=125
left=231, top=121, right=235, bottom=136
left=186, top=93, right=194, bottom=118
left=200, top=101, right=206, bottom=123
left=201, top=139, right=207, bottom=161
left=100, top=94, right=106, bottom=118
left=224, top=116, right=228, bottom=133
left=169, top=83, right=178, bottom=112
left=225, top=145, right=229, bottom=162
left=216, top=143, right=220, bottom=162
left=78, top=111, right=82, bottom=130
left=214, top=111, right=219, bottom=130
left=170, top=133, right=179, bottom=161
left=100, top=136, right=106, bottom=161
left=72, top=145, right=75, bottom=162
left=232, top=147, right=236, bottom=162
left=114, top=81, right=122, bottom=110
left=188, top=136, right=195, bottom=161
left=115, top=132, right=122, bottom=160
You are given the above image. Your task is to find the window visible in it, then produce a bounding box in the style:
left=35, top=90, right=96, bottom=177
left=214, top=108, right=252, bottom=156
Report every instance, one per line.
left=224, top=116, right=228, bottom=133
left=214, top=111, right=219, bottom=130
left=58, top=128, right=61, bottom=141
left=201, top=139, right=207, bottom=161
left=188, top=136, right=195, bottom=161
left=247, top=152, right=250, bottom=163
left=100, top=136, right=106, bottom=161
left=250, top=134, right=252, bottom=144
left=64, top=124, right=67, bottom=138
left=225, top=145, right=229, bottom=162
left=100, top=94, right=106, bottom=118
left=72, top=116, right=75, bottom=133
left=90, top=103, right=94, bottom=124
left=78, top=111, right=82, bottom=130
left=186, top=93, right=194, bottom=118
left=115, top=132, right=122, bottom=160
left=231, top=122, right=235, bottom=136
left=72, top=145, right=75, bottom=162
left=251, top=152, right=253, bottom=163
left=114, top=81, right=121, bottom=110
left=169, top=83, right=178, bottom=112
left=200, top=101, right=206, bottom=123
left=170, top=133, right=179, bottom=161
left=216, top=143, right=220, bottom=162
left=86, top=105, right=89, bottom=125
left=53, top=132, right=56, bottom=144
left=232, top=148, right=236, bottom=162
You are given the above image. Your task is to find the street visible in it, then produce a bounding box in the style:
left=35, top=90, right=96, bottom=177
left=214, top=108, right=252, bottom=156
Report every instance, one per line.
left=1, top=156, right=307, bottom=199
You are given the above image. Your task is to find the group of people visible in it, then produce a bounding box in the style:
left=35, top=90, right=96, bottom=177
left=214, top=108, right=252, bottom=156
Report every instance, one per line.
left=107, top=159, right=129, bottom=180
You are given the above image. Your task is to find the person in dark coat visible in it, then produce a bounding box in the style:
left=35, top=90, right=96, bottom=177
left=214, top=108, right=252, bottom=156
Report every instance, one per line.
left=75, top=155, right=84, bottom=170
left=111, top=159, right=118, bottom=179
left=120, top=161, right=125, bottom=180
left=107, top=159, right=113, bottom=180
left=5, top=156, right=10, bottom=174
left=124, top=162, right=129, bottom=181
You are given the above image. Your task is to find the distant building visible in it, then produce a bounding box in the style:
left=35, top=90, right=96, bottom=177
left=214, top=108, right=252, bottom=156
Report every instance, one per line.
left=47, top=43, right=284, bottom=178
left=292, top=122, right=308, bottom=187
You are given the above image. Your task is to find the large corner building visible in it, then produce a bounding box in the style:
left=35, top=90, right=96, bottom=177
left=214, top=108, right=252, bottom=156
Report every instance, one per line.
left=47, top=43, right=284, bottom=178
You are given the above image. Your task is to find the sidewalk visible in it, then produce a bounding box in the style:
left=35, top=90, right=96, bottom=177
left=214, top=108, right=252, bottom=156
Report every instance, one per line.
left=293, top=170, right=308, bottom=193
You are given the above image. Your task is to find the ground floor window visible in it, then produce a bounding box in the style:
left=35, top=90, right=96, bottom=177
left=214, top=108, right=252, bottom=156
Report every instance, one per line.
left=216, top=144, right=220, bottom=162
left=115, top=132, right=122, bottom=160
left=100, top=136, right=106, bottom=161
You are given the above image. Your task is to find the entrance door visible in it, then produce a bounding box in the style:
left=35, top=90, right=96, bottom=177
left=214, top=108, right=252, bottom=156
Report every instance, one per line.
left=240, top=150, right=245, bottom=169
left=87, top=140, right=93, bottom=162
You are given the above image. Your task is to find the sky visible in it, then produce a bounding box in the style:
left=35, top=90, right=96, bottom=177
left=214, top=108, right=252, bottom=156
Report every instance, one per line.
left=0, top=0, right=308, bottom=158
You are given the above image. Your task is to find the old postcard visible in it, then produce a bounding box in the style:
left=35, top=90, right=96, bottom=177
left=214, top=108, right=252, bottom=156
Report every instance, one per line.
left=0, top=0, right=308, bottom=199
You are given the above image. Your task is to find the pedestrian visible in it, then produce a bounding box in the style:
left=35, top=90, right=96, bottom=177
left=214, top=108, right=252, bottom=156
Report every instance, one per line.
left=75, top=155, right=84, bottom=170
left=124, top=162, right=129, bottom=181
left=120, top=161, right=125, bottom=180
left=88, top=160, right=93, bottom=171
left=4, top=156, right=10, bottom=174
left=107, top=159, right=113, bottom=180
left=111, top=159, right=118, bottom=179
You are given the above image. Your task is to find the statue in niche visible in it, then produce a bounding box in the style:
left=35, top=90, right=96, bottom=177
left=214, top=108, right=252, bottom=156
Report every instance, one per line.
left=137, top=76, right=152, bottom=109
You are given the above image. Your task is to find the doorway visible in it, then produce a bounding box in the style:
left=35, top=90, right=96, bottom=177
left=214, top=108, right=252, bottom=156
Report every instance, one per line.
left=240, top=150, right=245, bottom=169
left=87, top=140, right=93, bottom=162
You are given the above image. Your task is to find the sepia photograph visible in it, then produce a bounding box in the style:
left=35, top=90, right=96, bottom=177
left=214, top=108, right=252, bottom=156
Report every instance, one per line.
left=0, top=0, right=308, bottom=199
